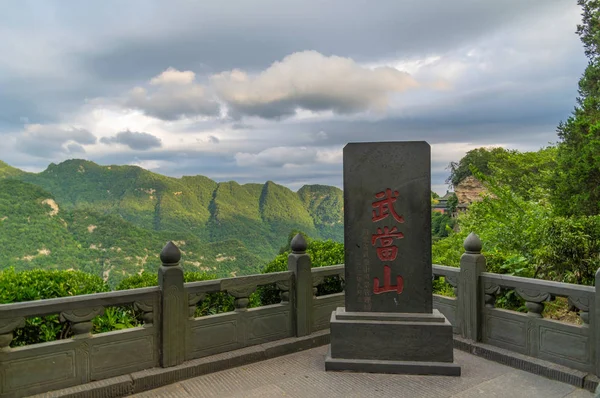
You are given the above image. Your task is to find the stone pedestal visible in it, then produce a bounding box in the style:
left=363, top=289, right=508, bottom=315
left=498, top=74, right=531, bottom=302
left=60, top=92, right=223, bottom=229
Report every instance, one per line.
left=325, top=307, right=460, bottom=376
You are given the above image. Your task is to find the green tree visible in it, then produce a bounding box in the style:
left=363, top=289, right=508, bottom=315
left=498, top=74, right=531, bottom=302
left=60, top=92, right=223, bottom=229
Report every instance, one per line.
left=552, top=0, right=600, bottom=216
left=446, top=147, right=507, bottom=188
left=488, top=147, right=556, bottom=202
left=446, top=193, right=458, bottom=214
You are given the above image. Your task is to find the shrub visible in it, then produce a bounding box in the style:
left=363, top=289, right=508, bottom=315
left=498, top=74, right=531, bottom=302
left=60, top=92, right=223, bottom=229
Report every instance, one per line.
left=0, top=268, right=110, bottom=346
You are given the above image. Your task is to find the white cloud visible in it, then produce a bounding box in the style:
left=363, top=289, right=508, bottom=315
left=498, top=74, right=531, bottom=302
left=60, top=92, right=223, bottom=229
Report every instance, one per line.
left=235, top=145, right=343, bottom=168
left=212, top=51, right=420, bottom=119
left=150, top=67, right=196, bottom=85
left=124, top=68, right=220, bottom=120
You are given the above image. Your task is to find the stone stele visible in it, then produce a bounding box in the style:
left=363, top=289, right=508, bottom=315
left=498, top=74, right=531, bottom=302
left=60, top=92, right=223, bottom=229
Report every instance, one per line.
left=325, top=141, right=461, bottom=376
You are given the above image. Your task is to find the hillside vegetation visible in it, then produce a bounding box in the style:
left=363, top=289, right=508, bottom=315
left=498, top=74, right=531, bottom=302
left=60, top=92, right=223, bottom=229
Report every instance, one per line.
left=0, top=159, right=343, bottom=285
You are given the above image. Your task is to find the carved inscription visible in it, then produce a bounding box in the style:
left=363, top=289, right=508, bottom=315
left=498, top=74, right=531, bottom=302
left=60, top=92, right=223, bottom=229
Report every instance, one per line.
left=371, top=189, right=405, bottom=295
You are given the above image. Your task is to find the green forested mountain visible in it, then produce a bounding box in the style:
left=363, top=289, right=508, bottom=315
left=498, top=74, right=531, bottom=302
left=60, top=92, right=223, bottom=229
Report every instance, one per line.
left=0, top=159, right=343, bottom=285
left=0, top=160, right=25, bottom=178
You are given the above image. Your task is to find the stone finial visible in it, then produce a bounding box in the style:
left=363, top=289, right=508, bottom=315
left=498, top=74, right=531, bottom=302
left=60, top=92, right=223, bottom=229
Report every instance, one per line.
left=291, top=233, right=308, bottom=253
left=160, top=241, right=181, bottom=265
left=463, top=232, right=482, bottom=253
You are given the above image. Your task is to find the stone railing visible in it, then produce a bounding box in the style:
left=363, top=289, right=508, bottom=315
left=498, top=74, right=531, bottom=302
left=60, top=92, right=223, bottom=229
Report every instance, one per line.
left=0, top=232, right=599, bottom=396
left=430, top=232, right=598, bottom=384
left=0, top=234, right=344, bottom=398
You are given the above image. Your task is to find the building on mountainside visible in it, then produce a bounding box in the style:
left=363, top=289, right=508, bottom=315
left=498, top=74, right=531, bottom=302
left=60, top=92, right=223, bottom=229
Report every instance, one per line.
left=432, top=191, right=454, bottom=214
left=453, top=175, right=489, bottom=216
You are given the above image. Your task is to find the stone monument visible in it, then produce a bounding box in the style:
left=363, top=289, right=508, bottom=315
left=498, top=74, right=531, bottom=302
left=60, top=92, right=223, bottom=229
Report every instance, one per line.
left=325, top=141, right=461, bottom=375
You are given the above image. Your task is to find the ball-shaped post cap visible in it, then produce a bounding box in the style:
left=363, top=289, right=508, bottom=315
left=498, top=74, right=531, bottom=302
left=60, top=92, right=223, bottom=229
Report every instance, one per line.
left=463, top=232, right=482, bottom=253
left=290, top=233, right=308, bottom=253
left=160, top=241, right=181, bottom=265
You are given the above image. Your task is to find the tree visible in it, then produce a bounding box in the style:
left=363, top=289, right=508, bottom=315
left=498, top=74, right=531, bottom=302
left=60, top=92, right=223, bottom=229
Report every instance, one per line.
left=446, top=147, right=507, bottom=188
left=552, top=0, right=600, bottom=216
left=489, top=147, right=557, bottom=202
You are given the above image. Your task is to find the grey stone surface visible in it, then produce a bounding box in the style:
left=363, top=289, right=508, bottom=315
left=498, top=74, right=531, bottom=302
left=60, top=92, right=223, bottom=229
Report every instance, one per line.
left=325, top=346, right=461, bottom=376
left=452, top=370, right=582, bottom=398
left=329, top=142, right=456, bottom=376
left=131, top=346, right=593, bottom=398
left=288, top=239, right=313, bottom=337
left=335, top=307, right=446, bottom=322
left=343, top=141, right=432, bottom=313
left=458, top=236, right=486, bottom=341
left=33, top=332, right=599, bottom=397
left=329, top=308, right=454, bottom=363
left=158, top=241, right=186, bottom=368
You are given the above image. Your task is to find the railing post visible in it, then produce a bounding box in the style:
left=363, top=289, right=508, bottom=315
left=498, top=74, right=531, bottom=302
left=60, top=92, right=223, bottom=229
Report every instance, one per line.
left=595, top=267, right=600, bottom=377
left=288, top=233, right=313, bottom=337
left=458, top=232, right=486, bottom=342
left=158, top=241, right=186, bottom=367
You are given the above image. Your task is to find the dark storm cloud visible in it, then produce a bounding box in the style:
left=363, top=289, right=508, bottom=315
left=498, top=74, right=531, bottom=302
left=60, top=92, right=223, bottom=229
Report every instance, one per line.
left=100, top=130, right=162, bottom=150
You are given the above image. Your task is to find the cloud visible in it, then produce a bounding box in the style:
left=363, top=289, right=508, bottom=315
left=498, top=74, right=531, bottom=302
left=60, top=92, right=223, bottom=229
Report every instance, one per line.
left=66, top=143, right=86, bottom=154
left=124, top=68, right=220, bottom=120
left=234, top=145, right=341, bottom=167
left=212, top=51, right=419, bottom=119
left=14, top=124, right=96, bottom=158
left=100, top=130, right=162, bottom=150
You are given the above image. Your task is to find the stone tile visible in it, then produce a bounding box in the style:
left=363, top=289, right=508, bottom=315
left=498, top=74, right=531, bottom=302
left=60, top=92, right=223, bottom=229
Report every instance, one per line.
left=451, top=370, right=578, bottom=398
left=132, top=382, right=192, bottom=397
left=224, top=384, right=295, bottom=398
left=131, top=346, right=593, bottom=398
left=563, top=388, right=595, bottom=397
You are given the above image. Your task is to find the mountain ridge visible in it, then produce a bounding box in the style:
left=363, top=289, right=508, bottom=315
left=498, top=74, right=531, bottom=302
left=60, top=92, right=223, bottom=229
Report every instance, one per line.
left=0, top=159, right=344, bottom=281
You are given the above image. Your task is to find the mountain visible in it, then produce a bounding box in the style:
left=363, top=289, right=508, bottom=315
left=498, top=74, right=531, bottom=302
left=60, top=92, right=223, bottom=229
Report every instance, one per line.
left=0, top=160, right=25, bottom=178
left=0, top=178, right=266, bottom=287
left=0, top=159, right=344, bottom=284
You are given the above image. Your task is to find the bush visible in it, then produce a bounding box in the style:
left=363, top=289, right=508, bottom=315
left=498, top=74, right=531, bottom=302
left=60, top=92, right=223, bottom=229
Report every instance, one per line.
left=2, top=268, right=235, bottom=346
left=117, top=271, right=236, bottom=317
left=261, top=236, right=345, bottom=304
left=0, top=268, right=110, bottom=346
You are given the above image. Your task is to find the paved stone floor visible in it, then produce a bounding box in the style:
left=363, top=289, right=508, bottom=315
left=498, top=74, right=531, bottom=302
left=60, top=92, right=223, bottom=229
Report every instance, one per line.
left=132, top=346, right=594, bottom=398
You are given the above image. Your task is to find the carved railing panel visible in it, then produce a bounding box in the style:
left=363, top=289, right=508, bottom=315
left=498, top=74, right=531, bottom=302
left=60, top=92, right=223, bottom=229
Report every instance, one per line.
left=311, top=265, right=345, bottom=296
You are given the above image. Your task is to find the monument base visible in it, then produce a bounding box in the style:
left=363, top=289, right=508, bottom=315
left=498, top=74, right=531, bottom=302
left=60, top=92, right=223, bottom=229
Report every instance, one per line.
left=325, top=307, right=461, bottom=376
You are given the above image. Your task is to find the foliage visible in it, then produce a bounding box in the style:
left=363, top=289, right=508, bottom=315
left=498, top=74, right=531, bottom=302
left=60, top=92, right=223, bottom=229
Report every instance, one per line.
left=0, top=177, right=265, bottom=287
left=488, top=147, right=557, bottom=201
left=536, top=215, right=600, bottom=284
left=433, top=154, right=600, bottom=287
left=116, top=271, right=238, bottom=316
left=445, top=147, right=508, bottom=188
left=552, top=0, right=600, bottom=216
left=263, top=238, right=345, bottom=273
left=0, top=268, right=110, bottom=346
left=446, top=193, right=458, bottom=214
left=431, top=212, right=455, bottom=241
left=261, top=235, right=345, bottom=303
left=0, top=158, right=344, bottom=279
left=0, top=160, right=24, bottom=178
left=1, top=268, right=236, bottom=346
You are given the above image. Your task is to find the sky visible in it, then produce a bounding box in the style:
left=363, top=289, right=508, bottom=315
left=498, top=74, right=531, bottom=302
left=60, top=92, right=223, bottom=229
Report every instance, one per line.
left=0, top=0, right=588, bottom=195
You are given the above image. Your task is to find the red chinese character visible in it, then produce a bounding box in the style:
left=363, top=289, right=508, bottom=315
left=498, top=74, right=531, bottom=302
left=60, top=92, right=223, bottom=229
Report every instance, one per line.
left=373, top=265, right=404, bottom=294
left=372, top=189, right=404, bottom=223
left=372, top=226, right=404, bottom=261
